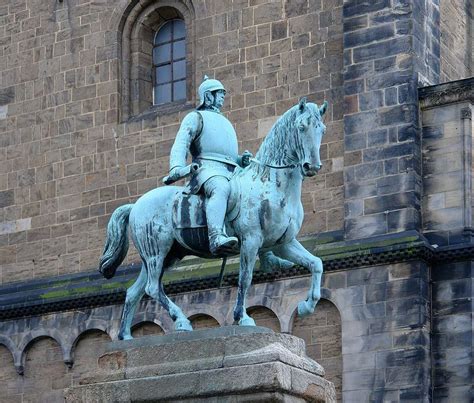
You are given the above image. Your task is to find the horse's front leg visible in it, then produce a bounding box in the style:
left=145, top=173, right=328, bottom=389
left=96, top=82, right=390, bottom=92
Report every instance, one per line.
left=234, top=237, right=260, bottom=326
left=259, top=250, right=294, bottom=272
left=274, top=239, right=323, bottom=316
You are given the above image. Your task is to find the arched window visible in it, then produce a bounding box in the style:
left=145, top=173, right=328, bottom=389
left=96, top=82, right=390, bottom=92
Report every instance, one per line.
left=118, top=1, right=195, bottom=120
left=153, top=19, right=187, bottom=105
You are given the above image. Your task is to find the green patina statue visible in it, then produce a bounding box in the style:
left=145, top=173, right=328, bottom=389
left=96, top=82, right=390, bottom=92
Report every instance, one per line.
left=166, top=76, right=252, bottom=255
left=98, top=76, right=328, bottom=340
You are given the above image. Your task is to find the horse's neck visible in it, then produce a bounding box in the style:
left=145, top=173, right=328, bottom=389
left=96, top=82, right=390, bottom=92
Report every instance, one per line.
left=241, top=164, right=302, bottom=196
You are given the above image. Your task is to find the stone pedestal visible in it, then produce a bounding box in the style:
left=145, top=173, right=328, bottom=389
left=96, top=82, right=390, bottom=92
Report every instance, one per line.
left=65, top=326, right=335, bottom=402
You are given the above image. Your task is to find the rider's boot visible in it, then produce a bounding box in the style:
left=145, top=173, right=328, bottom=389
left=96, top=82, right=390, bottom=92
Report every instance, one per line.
left=209, top=227, right=238, bottom=255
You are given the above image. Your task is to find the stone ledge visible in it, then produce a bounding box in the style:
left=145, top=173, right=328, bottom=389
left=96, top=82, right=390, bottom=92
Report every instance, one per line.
left=2, top=230, right=474, bottom=320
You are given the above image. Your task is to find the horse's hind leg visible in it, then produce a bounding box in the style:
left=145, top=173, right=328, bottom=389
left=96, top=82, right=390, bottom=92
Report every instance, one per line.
left=145, top=254, right=192, bottom=332
left=274, top=239, right=323, bottom=317
left=118, top=264, right=147, bottom=340
left=157, top=277, right=192, bottom=331
left=136, top=222, right=192, bottom=331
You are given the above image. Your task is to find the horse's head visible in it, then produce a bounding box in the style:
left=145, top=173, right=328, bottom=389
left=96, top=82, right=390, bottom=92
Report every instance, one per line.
left=294, top=98, right=327, bottom=177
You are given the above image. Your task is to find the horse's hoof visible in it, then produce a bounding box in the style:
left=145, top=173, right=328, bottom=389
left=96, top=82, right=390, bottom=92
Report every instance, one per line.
left=239, top=316, right=256, bottom=327
left=118, top=333, right=133, bottom=341
left=297, top=300, right=314, bottom=317
left=175, top=319, right=193, bottom=332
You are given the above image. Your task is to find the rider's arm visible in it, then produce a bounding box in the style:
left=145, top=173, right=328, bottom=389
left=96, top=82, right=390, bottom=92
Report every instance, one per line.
left=169, top=112, right=203, bottom=172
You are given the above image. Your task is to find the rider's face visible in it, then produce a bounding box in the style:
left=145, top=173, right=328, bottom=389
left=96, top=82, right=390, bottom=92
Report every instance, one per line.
left=214, top=90, right=225, bottom=109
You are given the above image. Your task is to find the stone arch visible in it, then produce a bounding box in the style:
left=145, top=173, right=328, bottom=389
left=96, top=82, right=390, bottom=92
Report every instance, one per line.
left=70, top=329, right=111, bottom=387
left=17, top=330, right=66, bottom=375
left=189, top=313, right=220, bottom=330
left=0, top=344, right=19, bottom=401
left=247, top=306, right=281, bottom=332
left=0, top=335, right=17, bottom=364
left=67, top=320, right=111, bottom=367
left=115, top=0, right=196, bottom=120
left=131, top=321, right=165, bottom=337
left=291, top=298, right=342, bottom=401
left=21, top=336, right=68, bottom=401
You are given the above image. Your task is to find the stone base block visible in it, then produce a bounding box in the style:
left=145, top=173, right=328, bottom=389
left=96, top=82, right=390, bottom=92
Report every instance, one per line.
left=65, top=326, right=335, bottom=402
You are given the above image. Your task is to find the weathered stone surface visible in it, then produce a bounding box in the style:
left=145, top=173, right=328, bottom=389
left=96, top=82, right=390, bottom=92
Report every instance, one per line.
left=65, top=327, right=335, bottom=403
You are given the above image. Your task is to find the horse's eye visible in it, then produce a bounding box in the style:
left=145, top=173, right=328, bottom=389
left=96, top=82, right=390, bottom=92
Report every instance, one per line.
left=298, top=124, right=305, bottom=131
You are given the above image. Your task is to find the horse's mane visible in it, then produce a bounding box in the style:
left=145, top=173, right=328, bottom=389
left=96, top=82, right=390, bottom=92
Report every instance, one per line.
left=255, top=105, right=299, bottom=166
left=251, top=102, right=320, bottom=173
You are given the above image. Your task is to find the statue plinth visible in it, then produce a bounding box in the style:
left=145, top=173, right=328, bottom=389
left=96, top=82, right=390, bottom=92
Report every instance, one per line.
left=65, top=326, right=336, bottom=402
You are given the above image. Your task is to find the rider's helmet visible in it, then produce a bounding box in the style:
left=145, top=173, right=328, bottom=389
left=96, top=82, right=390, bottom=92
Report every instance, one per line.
left=197, top=75, right=226, bottom=110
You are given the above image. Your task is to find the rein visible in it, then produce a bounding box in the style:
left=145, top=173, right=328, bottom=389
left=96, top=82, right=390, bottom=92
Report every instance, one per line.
left=250, top=157, right=299, bottom=170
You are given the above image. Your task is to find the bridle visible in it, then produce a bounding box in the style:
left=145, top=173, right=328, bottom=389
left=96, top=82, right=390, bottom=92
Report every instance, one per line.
left=249, top=157, right=299, bottom=170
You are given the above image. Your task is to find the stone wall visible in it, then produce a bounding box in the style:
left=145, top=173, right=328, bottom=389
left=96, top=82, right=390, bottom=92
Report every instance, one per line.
left=432, top=261, right=473, bottom=402
left=0, top=262, right=440, bottom=402
left=440, top=0, right=472, bottom=83
left=0, top=277, right=343, bottom=402
left=419, top=77, right=474, bottom=246
left=342, top=0, right=439, bottom=240
left=0, top=0, right=345, bottom=285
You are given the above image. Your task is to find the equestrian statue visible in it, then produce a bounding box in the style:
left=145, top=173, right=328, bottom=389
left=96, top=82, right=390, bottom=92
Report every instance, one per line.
left=99, top=76, right=328, bottom=340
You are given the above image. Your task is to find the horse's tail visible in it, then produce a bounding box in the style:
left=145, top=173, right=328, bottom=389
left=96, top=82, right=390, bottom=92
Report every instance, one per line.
left=99, top=204, right=134, bottom=279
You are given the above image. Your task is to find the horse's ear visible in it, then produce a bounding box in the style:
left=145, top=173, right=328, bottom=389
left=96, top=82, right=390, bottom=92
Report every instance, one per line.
left=319, top=101, right=328, bottom=116
left=298, top=97, right=307, bottom=112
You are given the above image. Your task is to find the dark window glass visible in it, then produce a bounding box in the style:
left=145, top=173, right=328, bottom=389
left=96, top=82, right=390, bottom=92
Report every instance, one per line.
left=153, top=19, right=187, bottom=105
left=155, top=84, right=172, bottom=104
left=153, top=44, right=171, bottom=64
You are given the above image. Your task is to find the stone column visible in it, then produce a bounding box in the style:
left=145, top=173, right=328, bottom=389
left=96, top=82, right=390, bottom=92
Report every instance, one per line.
left=342, top=0, right=440, bottom=240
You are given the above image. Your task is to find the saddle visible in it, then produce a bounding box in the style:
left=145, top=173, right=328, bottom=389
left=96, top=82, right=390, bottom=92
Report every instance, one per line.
left=172, top=178, right=241, bottom=257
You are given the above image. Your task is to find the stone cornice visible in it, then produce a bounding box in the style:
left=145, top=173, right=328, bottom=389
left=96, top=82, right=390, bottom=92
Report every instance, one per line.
left=1, top=232, right=473, bottom=321
left=418, top=76, right=474, bottom=109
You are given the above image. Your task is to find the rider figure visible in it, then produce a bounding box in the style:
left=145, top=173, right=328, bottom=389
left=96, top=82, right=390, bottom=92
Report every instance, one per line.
left=168, top=76, right=252, bottom=255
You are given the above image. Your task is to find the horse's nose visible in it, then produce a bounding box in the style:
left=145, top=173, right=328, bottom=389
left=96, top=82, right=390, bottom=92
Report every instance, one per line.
left=302, top=162, right=321, bottom=176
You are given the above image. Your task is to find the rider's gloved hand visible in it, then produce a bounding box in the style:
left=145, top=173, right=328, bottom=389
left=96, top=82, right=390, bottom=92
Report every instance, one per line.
left=241, top=150, right=253, bottom=167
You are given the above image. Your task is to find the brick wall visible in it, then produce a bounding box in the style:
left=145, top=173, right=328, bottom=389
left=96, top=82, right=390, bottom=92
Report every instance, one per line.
left=0, top=0, right=345, bottom=285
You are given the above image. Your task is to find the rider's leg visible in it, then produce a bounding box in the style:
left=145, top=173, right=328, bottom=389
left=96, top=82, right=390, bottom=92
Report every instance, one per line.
left=203, top=176, right=238, bottom=255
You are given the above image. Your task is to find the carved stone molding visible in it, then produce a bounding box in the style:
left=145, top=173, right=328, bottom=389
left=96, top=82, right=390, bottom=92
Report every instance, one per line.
left=419, top=77, right=474, bottom=109
left=461, top=107, right=472, bottom=120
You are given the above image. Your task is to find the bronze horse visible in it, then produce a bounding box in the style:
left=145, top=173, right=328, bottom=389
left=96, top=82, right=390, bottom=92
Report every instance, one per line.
left=99, top=98, right=327, bottom=339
